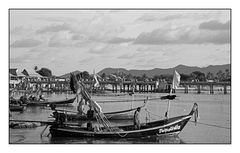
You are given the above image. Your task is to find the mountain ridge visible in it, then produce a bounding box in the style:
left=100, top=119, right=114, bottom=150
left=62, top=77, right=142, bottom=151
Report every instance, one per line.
left=97, top=64, right=231, bottom=78
left=59, top=64, right=230, bottom=78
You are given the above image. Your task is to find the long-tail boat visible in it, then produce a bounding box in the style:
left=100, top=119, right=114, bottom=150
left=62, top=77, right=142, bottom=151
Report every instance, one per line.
left=49, top=103, right=198, bottom=138
left=47, top=71, right=198, bottom=138
left=26, top=96, right=76, bottom=106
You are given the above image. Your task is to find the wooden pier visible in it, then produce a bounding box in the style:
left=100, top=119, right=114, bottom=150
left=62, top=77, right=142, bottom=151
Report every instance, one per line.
left=180, top=81, right=231, bottom=94
left=25, top=79, right=231, bottom=94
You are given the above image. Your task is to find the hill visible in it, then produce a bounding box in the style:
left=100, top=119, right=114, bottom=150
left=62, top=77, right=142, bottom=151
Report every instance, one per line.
left=97, top=64, right=231, bottom=77
left=60, top=70, right=81, bottom=78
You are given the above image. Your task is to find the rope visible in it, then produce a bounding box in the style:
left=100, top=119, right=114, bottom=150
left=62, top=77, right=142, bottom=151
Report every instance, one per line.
left=144, top=108, right=164, bottom=119
left=189, top=120, right=230, bottom=129
left=116, top=131, right=129, bottom=137
left=97, top=97, right=162, bottom=103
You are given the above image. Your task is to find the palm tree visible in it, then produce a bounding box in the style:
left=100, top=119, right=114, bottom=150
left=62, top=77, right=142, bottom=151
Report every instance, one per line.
left=225, top=69, right=231, bottom=81
left=190, top=71, right=206, bottom=81
left=34, top=66, right=52, bottom=77
left=142, top=73, right=148, bottom=82
left=206, top=72, right=214, bottom=80
left=216, top=70, right=224, bottom=81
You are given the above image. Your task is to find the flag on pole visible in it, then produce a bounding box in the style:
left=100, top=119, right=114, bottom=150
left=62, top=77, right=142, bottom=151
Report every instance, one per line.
left=172, top=70, right=181, bottom=89
left=93, top=70, right=100, bottom=88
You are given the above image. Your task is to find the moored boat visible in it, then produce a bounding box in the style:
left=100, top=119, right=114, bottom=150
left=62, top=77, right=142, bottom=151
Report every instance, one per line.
left=9, top=104, right=25, bottom=112
left=51, top=99, right=147, bottom=121
left=26, top=97, right=76, bottom=106
left=49, top=103, right=198, bottom=138
left=53, top=107, right=137, bottom=121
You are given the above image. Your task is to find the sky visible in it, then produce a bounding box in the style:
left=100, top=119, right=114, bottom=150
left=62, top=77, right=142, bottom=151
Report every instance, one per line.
left=9, top=9, right=231, bottom=76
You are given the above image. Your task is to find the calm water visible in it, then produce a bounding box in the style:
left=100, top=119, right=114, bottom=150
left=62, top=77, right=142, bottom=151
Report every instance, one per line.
left=9, top=91, right=231, bottom=144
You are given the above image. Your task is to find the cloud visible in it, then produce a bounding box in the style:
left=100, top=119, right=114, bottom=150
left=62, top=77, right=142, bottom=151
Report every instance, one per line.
left=36, top=17, right=77, bottom=23
left=71, top=34, right=88, bottom=41
left=10, top=53, right=39, bottom=63
left=136, top=14, right=158, bottom=22
left=136, top=13, right=185, bottom=22
left=160, top=14, right=184, bottom=21
left=36, top=23, right=72, bottom=33
left=48, top=31, right=74, bottom=47
left=79, top=57, right=94, bottom=64
left=11, top=39, right=41, bottom=48
left=88, top=43, right=122, bottom=55
left=199, top=20, right=230, bottom=30
left=36, top=13, right=125, bottom=45
left=134, top=27, right=188, bottom=44
left=134, top=25, right=230, bottom=45
left=193, top=30, right=230, bottom=44
left=118, top=54, right=135, bottom=59
left=88, top=44, right=108, bottom=54
left=10, top=56, right=28, bottom=63
left=108, top=37, right=134, bottom=44
left=10, top=26, right=32, bottom=35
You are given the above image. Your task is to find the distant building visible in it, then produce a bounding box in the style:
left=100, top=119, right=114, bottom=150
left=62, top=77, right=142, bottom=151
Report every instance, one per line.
left=9, top=68, right=69, bottom=92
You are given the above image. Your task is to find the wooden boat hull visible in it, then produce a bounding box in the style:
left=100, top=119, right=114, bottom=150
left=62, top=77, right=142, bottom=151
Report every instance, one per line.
left=9, top=105, right=24, bottom=112
left=49, top=114, right=192, bottom=138
left=26, top=97, right=76, bottom=106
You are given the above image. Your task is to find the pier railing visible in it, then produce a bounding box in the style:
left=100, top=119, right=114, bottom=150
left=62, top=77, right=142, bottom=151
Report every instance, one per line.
left=18, top=80, right=231, bottom=94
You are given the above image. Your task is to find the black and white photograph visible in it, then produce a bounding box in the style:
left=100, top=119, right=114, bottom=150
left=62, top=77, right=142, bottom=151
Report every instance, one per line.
left=9, top=9, right=231, bottom=144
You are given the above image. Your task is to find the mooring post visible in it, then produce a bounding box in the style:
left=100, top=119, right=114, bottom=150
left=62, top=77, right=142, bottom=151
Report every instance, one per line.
left=224, top=84, right=227, bottom=94
left=197, top=84, right=201, bottom=94
left=119, top=84, right=122, bottom=93
left=112, top=84, right=114, bottom=93
left=184, top=85, right=188, bottom=94
left=209, top=84, right=214, bottom=94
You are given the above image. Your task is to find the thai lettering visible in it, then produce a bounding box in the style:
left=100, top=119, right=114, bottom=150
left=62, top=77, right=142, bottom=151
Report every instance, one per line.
left=159, top=125, right=181, bottom=133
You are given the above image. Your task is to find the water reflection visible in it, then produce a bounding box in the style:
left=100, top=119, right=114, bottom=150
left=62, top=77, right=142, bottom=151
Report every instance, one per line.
left=49, top=135, right=183, bottom=144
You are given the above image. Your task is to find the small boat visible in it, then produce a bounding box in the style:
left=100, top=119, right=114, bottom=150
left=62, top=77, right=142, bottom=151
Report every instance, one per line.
left=26, top=97, right=76, bottom=106
left=54, top=106, right=140, bottom=121
left=49, top=103, right=198, bottom=138
left=9, top=122, right=41, bottom=129
left=49, top=96, right=148, bottom=121
left=9, top=97, right=25, bottom=112
left=9, top=104, right=24, bottom=112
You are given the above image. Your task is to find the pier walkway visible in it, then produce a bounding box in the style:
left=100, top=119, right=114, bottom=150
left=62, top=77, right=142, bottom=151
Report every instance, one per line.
left=27, top=80, right=231, bottom=94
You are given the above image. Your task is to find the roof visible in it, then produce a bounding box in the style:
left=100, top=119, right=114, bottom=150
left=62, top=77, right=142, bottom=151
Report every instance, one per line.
left=9, top=68, right=18, bottom=76
left=10, top=68, right=44, bottom=78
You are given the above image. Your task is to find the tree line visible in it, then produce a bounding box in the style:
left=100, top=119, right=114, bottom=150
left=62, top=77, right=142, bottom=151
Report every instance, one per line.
left=75, top=69, right=231, bottom=82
